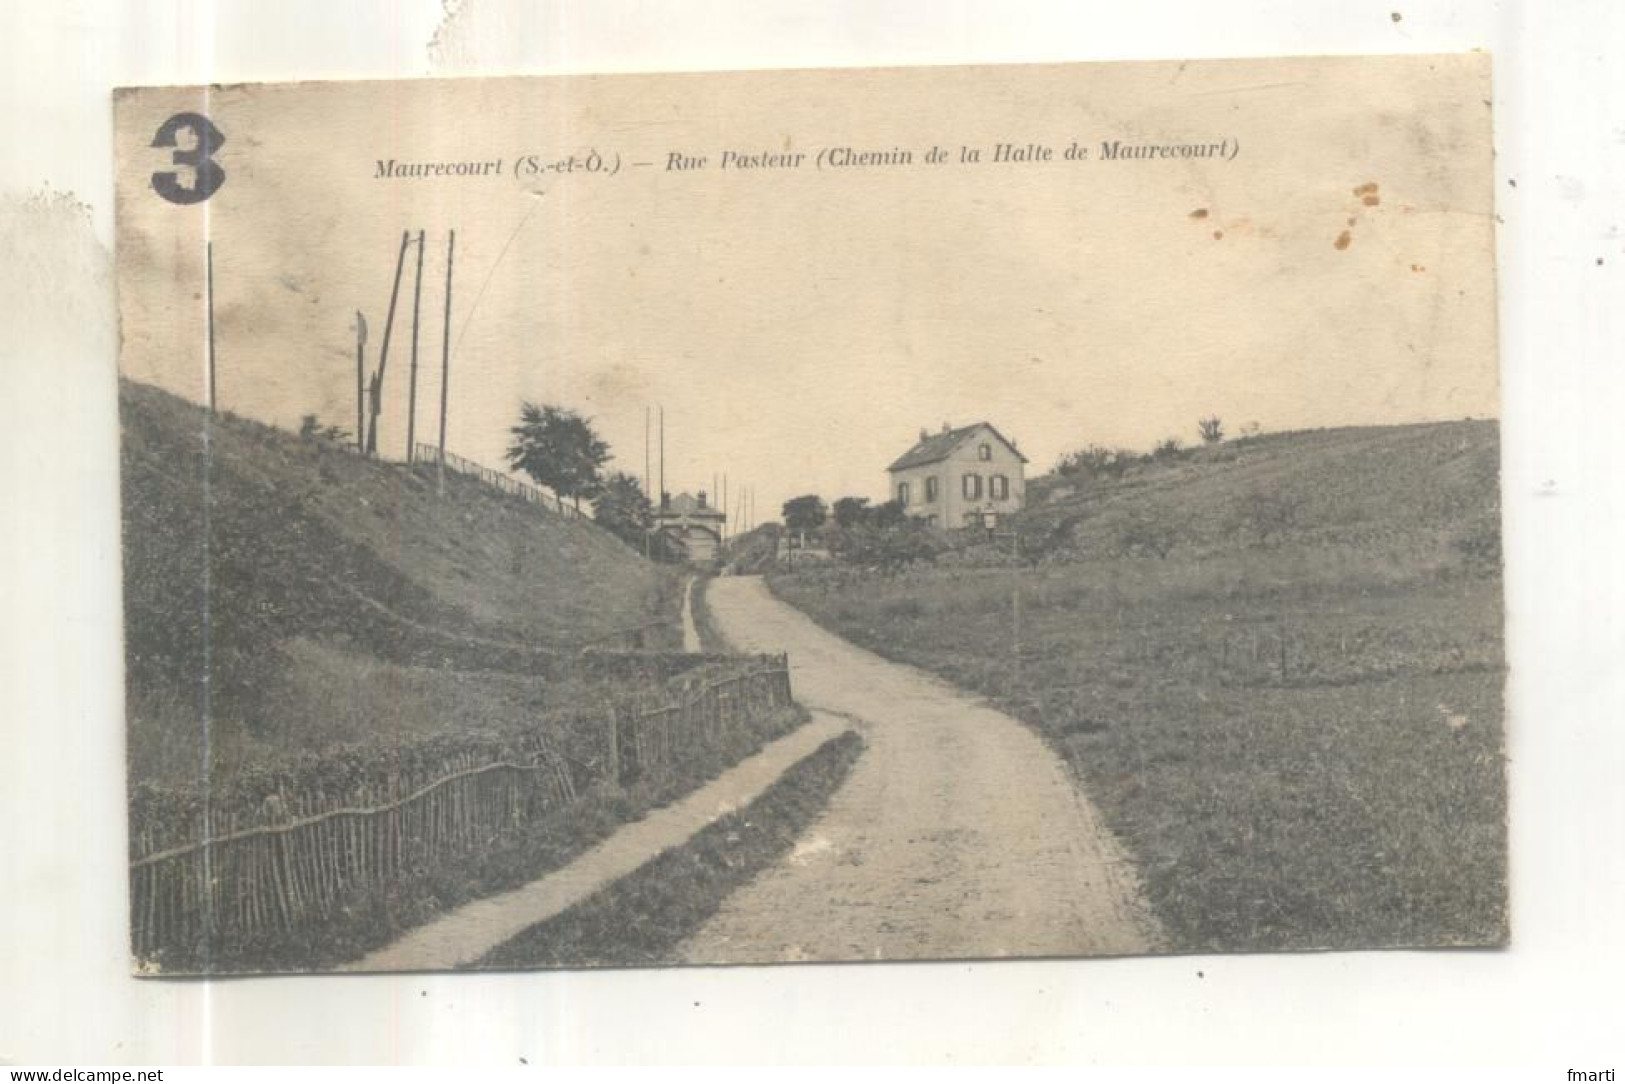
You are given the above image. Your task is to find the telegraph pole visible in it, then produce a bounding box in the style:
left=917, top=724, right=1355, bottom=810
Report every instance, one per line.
left=658, top=405, right=666, bottom=510
left=354, top=311, right=367, bottom=453
left=367, top=230, right=411, bottom=456
left=405, top=230, right=425, bottom=463
left=206, top=241, right=216, bottom=413
left=437, top=230, right=455, bottom=494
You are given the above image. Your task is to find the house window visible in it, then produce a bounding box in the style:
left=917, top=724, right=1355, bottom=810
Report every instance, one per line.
left=926, top=514, right=938, bottom=527
left=897, top=482, right=910, bottom=507
left=978, top=443, right=992, bottom=461
left=924, top=476, right=939, bottom=503
left=990, top=474, right=1009, bottom=500
left=963, top=512, right=983, bottom=527
left=962, top=473, right=982, bottom=500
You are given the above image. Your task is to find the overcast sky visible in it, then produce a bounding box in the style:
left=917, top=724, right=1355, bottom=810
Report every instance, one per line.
left=117, top=55, right=1497, bottom=523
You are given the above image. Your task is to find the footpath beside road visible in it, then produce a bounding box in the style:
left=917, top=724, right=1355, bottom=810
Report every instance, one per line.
left=680, top=576, right=1164, bottom=964
left=681, top=575, right=702, bottom=652
left=346, top=712, right=848, bottom=972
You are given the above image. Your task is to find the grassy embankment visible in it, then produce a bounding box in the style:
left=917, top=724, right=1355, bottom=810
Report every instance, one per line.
left=121, top=377, right=685, bottom=786
left=121, top=379, right=815, bottom=970
left=771, top=421, right=1507, bottom=953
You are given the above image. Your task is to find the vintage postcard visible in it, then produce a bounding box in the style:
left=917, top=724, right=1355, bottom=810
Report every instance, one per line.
left=114, top=55, right=1504, bottom=975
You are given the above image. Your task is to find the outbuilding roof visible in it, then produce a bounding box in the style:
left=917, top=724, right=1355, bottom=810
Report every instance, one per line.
left=660, top=491, right=726, bottom=519
left=886, top=422, right=1028, bottom=472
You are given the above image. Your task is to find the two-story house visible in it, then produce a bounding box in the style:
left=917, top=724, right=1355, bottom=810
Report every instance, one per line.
left=886, top=422, right=1027, bottom=529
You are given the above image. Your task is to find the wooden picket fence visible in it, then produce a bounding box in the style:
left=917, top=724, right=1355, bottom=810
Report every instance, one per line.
left=414, top=442, right=585, bottom=518
left=611, top=655, right=793, bottom=784
left=128, top=655, right=792, bottom=960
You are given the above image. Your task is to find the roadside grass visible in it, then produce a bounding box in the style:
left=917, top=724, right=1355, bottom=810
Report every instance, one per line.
left=477, top=729, right=864, bottom=970
left=156, top=704, right=811, bottom=974
left=770, top=548, right=1507, bottom=952
left=690, top=574, right=734, bottom=654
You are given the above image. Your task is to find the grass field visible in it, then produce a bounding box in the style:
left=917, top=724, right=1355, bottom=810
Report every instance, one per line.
left=769, top=420, right=1507, bottom=953
left=120, top=379, right=684, bottom=786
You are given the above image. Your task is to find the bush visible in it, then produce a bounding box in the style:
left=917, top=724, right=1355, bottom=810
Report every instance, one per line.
left=833, top=522, right=952, bottom=573
left=1153, top=436, right=1185, bottom=461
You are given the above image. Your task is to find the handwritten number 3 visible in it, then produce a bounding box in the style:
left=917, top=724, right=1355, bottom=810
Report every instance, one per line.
left=151, top=113, right=226, bottom=204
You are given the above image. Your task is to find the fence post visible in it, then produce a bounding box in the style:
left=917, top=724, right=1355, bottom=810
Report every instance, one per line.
left=605, top=704, right=621, bottom=787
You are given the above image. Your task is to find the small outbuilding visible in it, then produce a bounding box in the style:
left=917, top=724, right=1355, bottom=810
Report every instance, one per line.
left=655, top=491, right=726, bottom=564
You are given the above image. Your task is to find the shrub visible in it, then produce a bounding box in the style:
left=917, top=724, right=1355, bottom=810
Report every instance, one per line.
left=1452, top=519, right=1502, bottom=572
left=1056, top=444, right=1137, bottom=481
left=1153, top=436, right=1184, bottom=461
left=1198, top=415, right=1225, bottom=444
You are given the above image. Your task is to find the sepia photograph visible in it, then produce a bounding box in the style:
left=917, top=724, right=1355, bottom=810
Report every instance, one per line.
left=112, top=54, right=1506, bottom=975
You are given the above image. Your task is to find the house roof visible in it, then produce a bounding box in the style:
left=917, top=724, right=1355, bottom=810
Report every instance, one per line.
left=886, top=422, right=1028, bottom=472
left=659, top=491, right=725, bottom=519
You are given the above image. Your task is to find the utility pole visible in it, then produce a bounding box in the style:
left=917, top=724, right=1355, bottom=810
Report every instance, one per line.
left=722, top=473, right=728, bottom=541
left=1012, top=575, right=1023, bottom=691
left=643, top=404, right=653, bottom=559
left=658, top=405, right=665, bottom=511
left=354, top=311, right=367, bottom=453
left=437, top=230, right=455, bottom=494
left=405, top=230, right=425, bottom=463
left=366, top=230, right=411, bottom=456
left=206, top=241, right=216, bottom=413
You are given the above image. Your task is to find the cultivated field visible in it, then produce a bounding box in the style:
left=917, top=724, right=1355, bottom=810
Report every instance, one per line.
left=771, top=421, right=1507, bottom=952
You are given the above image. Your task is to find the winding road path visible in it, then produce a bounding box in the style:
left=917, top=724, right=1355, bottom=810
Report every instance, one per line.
left=679, top=576, right=1163, bottom=964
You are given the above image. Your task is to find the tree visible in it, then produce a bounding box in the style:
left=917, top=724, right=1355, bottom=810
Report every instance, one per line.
left=782, top=494, right=828, bottom=534
left=1198, top=415, right=1225, bottom=444
left=869, top=498, right=908, bottom=529
left=593, top=471, right=654, bottom=548
left=832, top=496, right=872, bottom=528
left=505, top=401, right=610, bottom=509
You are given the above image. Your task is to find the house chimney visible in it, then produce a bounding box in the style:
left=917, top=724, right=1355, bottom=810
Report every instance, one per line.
left=697, top=490, right=708, bottom=509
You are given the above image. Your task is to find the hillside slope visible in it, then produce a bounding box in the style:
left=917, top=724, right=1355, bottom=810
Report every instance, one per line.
left=120, top=378, right=678, bottom=783
left=1024, top=420, right=1499, bottom=560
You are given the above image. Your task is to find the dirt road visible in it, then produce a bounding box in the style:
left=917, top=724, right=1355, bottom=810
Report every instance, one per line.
left=681, top=576, right=1163, bottom=963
